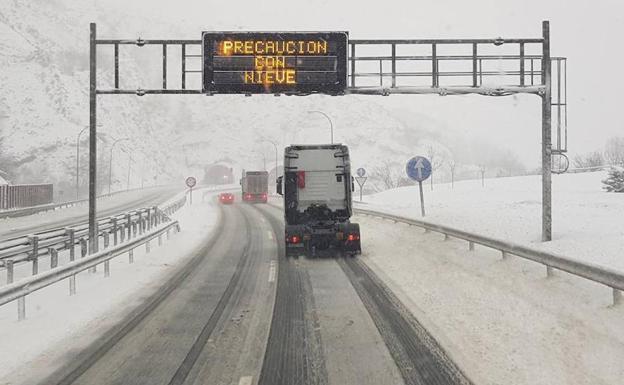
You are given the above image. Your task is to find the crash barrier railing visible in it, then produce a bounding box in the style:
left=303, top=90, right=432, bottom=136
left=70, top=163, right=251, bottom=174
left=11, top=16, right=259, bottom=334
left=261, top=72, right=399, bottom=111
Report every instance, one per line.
left=0, top=185, right=173, bottom=219
left=0, top=219, right=181, bottom=321
left=160, top=194, right=187, bottom=216
left=0, top=184, right=53, bottom=211
left=0, top=194, right=187, bottom=283
left=355, top=207, right=624, bottom=307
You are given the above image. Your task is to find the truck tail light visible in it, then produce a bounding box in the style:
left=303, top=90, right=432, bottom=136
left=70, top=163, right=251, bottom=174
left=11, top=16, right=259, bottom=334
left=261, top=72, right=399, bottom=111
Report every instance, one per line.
left=288, top=235, right=301, bottom=244
left=347, top=234, right=360, bottom=241
left=297, top=171, right=305, bottom=189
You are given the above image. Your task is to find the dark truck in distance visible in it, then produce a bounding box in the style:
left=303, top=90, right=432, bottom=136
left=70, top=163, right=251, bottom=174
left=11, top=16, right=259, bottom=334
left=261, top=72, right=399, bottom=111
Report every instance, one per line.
left=277, top=144, right=361, bottom=257
left=240, top=171, right=269, bottom=203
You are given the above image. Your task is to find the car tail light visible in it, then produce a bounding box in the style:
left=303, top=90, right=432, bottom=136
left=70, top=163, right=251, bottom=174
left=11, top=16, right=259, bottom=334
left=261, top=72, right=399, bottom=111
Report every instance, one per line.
left=347, top=234, right=360, bottom=241
left=262, top=193, right=267, bottom=199
left=289, top=235, right=301, bottom=244
left=297, top=171, right=305, bottom=189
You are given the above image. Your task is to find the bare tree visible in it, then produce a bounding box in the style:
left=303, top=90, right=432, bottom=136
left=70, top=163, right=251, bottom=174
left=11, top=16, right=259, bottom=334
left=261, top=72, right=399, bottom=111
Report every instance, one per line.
left=425, top=144, right=445, bottom=191
left=479, top=165, right=486, bottom=187
left=604, top=137, right=624, bottom=166
left=369, top=161, right=410, bottom=192
left=572, top=151, right=604, bottom=169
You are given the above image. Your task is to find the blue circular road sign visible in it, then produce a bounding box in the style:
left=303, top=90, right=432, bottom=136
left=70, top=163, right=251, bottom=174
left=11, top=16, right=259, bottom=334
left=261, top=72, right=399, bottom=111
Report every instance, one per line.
left=356, top=167, right=366, bottom=177
left=406, top=156, right=432, bottom=182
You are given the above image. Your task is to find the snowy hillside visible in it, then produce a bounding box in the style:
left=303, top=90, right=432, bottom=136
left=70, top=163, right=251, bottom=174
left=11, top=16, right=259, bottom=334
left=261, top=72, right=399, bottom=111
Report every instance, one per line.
left=9, top=0, right=605, bottom=203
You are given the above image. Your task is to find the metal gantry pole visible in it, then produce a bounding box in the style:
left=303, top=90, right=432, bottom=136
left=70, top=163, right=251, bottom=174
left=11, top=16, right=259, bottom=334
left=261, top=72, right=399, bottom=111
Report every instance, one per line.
left=89, top=22, right=98, bottom=254
left=541, top=20, right=552, bottom=242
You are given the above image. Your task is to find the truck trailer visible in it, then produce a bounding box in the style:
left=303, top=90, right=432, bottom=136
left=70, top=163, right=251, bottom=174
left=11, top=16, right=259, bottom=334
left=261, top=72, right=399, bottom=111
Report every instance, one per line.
left=240, top=171, right=269, bottom=203
left=277, top=144, right=361, bottom=257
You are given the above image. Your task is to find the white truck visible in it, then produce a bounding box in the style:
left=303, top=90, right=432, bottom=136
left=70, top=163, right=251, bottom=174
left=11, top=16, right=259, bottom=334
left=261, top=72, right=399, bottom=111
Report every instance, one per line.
left=240, top=171, right=269, bottom=203
left=277, top=144, right=361, bottom=257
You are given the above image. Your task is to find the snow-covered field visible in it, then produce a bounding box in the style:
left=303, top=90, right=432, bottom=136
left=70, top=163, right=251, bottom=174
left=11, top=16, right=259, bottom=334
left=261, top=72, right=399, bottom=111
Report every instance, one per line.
left=360, top=170, right=624, bottom=273
left=359, top=214, right=624, bottom=385
left=0, top=195, right=220, bottom=384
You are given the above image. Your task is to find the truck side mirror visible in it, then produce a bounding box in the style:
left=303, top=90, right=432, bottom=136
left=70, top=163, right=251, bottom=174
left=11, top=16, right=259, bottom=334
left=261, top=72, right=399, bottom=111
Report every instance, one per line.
left=351, top=176, right=355, bottom=192
left=276, top=176, right=283, bottom=195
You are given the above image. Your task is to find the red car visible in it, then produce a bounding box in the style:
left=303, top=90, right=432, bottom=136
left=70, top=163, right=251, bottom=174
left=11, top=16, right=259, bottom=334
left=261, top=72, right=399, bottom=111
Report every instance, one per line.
left=219, top=192, right=235, bottom=204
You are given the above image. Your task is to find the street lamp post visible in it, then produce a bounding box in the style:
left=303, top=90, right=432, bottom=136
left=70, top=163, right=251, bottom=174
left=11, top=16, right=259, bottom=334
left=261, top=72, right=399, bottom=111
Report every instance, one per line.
left=76, top=126, right=89, bottom=200
left=262, top=139, right=279, bottom=178
left=125, top=152, right=133, bottom=190
left=308, top=110, right=334, bottom=144
left=108, top=138, right=130, bottom=194
left=76, top=124, right=102, bottom=200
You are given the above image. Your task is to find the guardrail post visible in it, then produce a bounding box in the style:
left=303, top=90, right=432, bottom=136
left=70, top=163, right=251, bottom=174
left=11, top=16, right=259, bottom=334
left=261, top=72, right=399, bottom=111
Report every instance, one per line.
left=147, top=209, right=152, bottom=230
left=138, top=214, right=144, bottom=235
left=49, top=248, right=58, bottom=268
left=444, top=234, right=450, bottom=241
left=546, top=265, right=554, bottom=277
left=166, top=228, right=170, bottom=240
left=112, top=219, right=118, bottom=245
left=133, top=222, right=138, bottom=238
left=17, top=296, right=26, bottom=321
left=103, top=232, right=110, bottom=249
left=69, top=274, right=76, bottom=295
left=613, top=289, right=622, bottom=306
left=104, top=259, right=110, bottom=277
left=28, top=235, right=39, bottom=275
left=158, top=233, right=162, bottom=246
left=120, top=224, right=126, bottom=243
left=6, top=260, right=14, bottom=284
left=80, top=238, right=88, bottom=258
left=145, top=239, right=151, bottom=253
left=66, top=228, right=75, bottom=261
left=468, top=241, right=475, bottom=251
left=126, top=214, right=132, bottom=239
left=501, top=250, right=508, bottom=260
left=129, top=248, right=134, bottom=264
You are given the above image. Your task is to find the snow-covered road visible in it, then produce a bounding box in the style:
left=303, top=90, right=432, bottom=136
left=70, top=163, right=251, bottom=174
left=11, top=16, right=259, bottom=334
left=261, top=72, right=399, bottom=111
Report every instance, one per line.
left=358, top=213, right=624, bottom=385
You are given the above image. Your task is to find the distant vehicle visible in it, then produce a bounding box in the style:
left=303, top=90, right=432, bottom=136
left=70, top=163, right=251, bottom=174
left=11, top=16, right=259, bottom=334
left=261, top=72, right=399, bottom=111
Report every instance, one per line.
left=218, top=192, right=235, bottom=204
left=240, top=171, right=269, bottom=203
left=277, top=144, right=361, bottom=257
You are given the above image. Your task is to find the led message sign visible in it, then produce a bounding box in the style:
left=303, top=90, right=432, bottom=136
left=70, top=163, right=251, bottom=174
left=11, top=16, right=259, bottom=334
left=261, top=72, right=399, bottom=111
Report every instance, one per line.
left=202, top=32, right=348, bottom=94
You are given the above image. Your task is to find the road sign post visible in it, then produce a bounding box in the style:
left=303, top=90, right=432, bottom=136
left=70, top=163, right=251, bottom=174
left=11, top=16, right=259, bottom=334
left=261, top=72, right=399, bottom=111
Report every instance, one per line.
left=406, top=156, right=432, bottom=217
left=355, top=168, right=367, bottom=202
left=186, top=176, right=196, bottom=205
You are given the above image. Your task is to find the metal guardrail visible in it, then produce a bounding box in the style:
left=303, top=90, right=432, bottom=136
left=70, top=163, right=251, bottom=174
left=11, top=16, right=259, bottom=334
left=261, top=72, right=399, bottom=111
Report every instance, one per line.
left=0, top=195, right=187, bottom=284
left=355, top=207, right=624, bottom=306
left=0, top=219, right=181, bottom=321
left=0, top=185, right=173, bottom=219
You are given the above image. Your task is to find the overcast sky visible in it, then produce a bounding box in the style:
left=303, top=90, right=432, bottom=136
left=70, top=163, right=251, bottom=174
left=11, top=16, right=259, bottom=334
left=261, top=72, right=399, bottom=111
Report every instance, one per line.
left=85, top=0, right=624, bottom=166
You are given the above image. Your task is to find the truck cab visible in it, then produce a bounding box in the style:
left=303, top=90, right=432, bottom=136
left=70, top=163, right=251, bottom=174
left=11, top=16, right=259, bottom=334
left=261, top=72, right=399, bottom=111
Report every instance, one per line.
left=277, top=144, right=361, bottom=257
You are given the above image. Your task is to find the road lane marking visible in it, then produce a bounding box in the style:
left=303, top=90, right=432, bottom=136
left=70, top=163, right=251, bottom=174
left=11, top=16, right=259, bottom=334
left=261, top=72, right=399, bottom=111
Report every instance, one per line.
left=267, top=230, right=274, bottom=240
left=268, top=260, right=277, bottom=283
left=239, top=376, right=253, bottom=385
